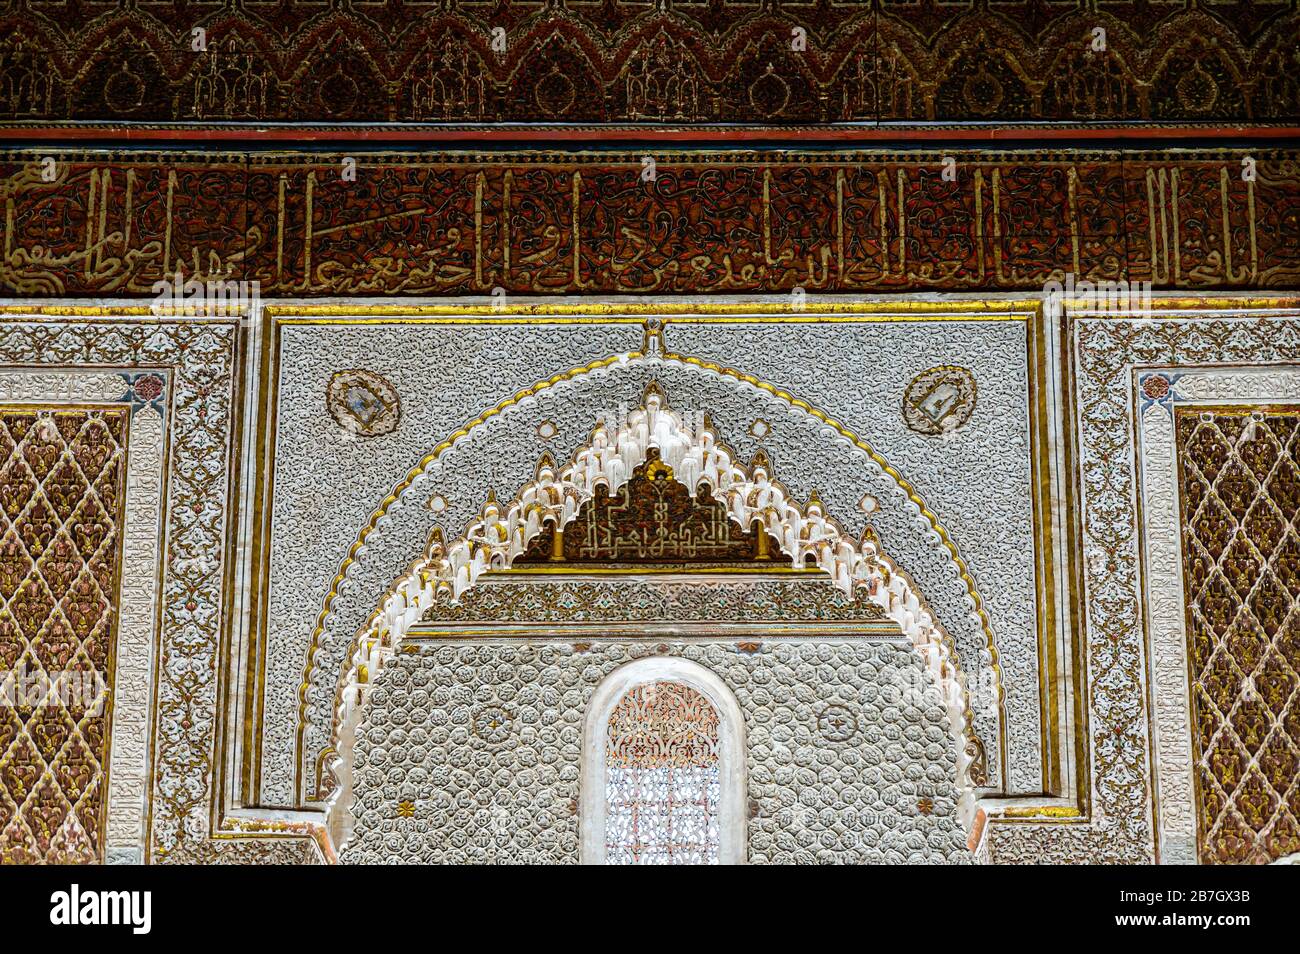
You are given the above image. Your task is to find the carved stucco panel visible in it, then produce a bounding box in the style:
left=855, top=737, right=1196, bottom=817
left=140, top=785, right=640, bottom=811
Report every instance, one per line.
left=668, top=319, right=1039, bottom=790
left=342, top=641, right=972, bottom=865
left=1139, top=366, right=1300, bottom=865
left=1140, top=399, right=1197, bottom=864
left=108, top=406, right=165, bottom=864
left=262, top=322, right=643, bottom=804
left=296, top=355, right=1009, bottom=803
left=0, top=317, right=318, bottom=864
left=985, top=313, right=1300, bottom=865
left=0, top=370, right=165, bottom=864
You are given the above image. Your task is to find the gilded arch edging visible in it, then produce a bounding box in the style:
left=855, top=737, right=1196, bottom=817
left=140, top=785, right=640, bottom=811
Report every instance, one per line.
left=294, top=338, right=1008, bottom=806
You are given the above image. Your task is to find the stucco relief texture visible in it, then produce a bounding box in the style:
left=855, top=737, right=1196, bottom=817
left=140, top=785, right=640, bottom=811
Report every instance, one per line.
left=341, top=641, right=971, bottom=864
left=670, top=319, right=1038, bottom=790
left=265, top=321, right=643, bottom=804
left=274, top=318, right=1031, bottom=805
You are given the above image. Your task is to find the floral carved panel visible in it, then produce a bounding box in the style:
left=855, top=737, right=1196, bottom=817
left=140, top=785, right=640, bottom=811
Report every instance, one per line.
left=986, top=309, right=1300, bottom=865
left=0, top=317, right=319, bottom=864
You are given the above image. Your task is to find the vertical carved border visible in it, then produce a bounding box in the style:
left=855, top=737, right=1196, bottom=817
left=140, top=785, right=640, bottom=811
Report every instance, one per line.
left=986, top=298, right=1300, bottom=863
left=0, top=369, right=167, bottom=863
left=106, top=404, right=166, bottom=863
left=1137, top=367, right=1300, bottom=864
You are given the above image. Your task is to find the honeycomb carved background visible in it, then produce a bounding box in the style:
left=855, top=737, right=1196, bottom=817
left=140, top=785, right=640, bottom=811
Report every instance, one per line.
left=343, top=640, right=970, bottom=864
left=1177, top=406, right=1300, bottom=865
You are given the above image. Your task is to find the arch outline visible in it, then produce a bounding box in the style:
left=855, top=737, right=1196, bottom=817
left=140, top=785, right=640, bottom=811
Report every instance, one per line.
left=297, top=334, right=1007, bottom=809
left=580, top=656, right=747, bottom=865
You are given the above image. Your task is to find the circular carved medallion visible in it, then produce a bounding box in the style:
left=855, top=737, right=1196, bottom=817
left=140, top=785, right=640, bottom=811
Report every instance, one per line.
left=327, top=369, right=401, bottom=437
left=817, top=704, right=858, bottom=743
left=535, top=65, right=577, bottom=117
left=902, top=365, right=977, bottom=435
left=474, top=706, right=512, bottom=743
left=104, top=62, right=147, bottom=112
left=1140, top=373, right=1171, bottom=401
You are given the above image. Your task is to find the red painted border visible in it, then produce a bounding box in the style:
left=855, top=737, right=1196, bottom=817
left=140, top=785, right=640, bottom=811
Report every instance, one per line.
left=3, top=124, right=1300, bottom=145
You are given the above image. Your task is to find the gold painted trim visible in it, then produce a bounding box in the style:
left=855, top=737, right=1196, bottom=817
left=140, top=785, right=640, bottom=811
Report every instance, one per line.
left=1027, top=307, right=1059, bottom=795
left=1059, top=296, right=1300, bottom=313
left=0, top=305, right=252, bottom=318
left=1063, top=305, right=1091, bottom=818
left=240, top=302, right=278, bottom=808
left=1001, top=806, right=1084, bottom=819
left=212, top=320, right=257, bottom=835
left=265, top=300, right=1036, bottom=321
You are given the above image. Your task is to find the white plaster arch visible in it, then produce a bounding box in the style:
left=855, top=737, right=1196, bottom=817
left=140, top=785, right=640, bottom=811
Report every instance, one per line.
left=356, top=383, right=950, bottom=652
left=323, top=382, right=985, bottom=850
left=580, top=656, right=747, bottom=865
left=296, top=348, right=1016, bottom=809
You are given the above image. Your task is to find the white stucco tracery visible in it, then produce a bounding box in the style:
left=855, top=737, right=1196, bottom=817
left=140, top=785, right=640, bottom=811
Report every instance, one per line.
left=325, top=383, right=985, bottom=848
left=285, top=328, right=1022, bottom=806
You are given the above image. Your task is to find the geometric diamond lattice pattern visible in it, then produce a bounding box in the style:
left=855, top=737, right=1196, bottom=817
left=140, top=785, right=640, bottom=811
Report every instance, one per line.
left=0, top=408, right=127, bottom=864
left=1177, top=406, right=1300, bottom=864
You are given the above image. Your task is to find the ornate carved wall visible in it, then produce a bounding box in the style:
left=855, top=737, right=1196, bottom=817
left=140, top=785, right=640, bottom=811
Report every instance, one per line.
left=343, top=639, right=971, bottom=864
left=2, top=1, right=1295, bottom=124
left=2, top=150, right=1298, bottom=297
left=0, top=295, right=1295, bottom=865
left=984, top=301, right=1300, bottom=864
left=257, top=305, right=1033, bottom=810
left=1177, top=406, right=1300, bottom=864
left=0, top=405, right=127, bottom=864
left=1, top=2, right=1298, bottom=868
left=0, top=311, right=322, bottom=864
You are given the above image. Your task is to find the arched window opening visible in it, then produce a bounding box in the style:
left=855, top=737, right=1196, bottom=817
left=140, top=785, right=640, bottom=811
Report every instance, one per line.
left=581, top=657, right=745, bottom=865
left=605, top=681, right=721, bottom=865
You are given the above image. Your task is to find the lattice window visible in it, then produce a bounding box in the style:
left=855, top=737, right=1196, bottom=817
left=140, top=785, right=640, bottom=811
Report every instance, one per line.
left=605, top=681, right=720, bottom=865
